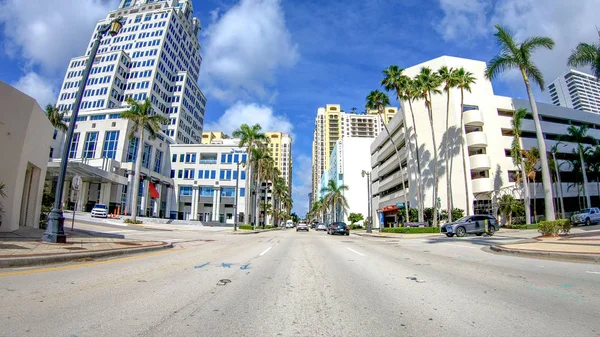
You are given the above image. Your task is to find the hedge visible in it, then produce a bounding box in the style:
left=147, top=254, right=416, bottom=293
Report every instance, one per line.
left=382, top=227, right=440, bottom=234
left=538, top=219, right=571, bottom=236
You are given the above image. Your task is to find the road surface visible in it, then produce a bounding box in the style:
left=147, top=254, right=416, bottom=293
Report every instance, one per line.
left=1, top=228, right=599, bottom=337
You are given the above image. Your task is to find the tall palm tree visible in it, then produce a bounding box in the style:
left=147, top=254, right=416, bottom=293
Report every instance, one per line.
left=549, top=142, right=566, bottom=219
left=567, top=37, right=600, bottom=79
left=455, top=68, right=477, bottom=215
left=523, top=147, right=540, bottom=221
left=486, top=24, right=556, bottom=221
left=438, top=66, right=459, bottom=221
left=381, top=65, right=424, bottom=221
left=45, top=104, right=68, bottom=132
left=249, top=146, right=273, bottom=229
left=365, top=89, right=409, bottom=222
left=414, top=67, right=442, bottom=226
left=121, top=98, right=168, bottom=222
left=566, top=124, right=592, bottom=208
left=567, top=153, right=584, bottom=209
left=587, top=145, right=600, bottom=206
left=271, top=177, right=288, bottom=227
left=320, top=179, right=349, bottom=222
left=510, top=108, right=531, bottom=224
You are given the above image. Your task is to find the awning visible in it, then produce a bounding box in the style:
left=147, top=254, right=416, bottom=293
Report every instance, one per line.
left=380, top=205, right=399, bottom=213
left=46, top=160, right=128, bottom=185
left=149, top=182, right=160, bottom=199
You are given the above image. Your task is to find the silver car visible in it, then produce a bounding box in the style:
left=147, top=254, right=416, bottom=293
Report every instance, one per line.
left=441, top=215, right=498, bottom=237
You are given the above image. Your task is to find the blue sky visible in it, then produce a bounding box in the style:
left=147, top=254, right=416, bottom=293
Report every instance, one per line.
left=1, top=0, right=599, bottom=216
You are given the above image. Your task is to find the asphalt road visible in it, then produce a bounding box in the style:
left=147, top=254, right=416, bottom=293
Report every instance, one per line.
left=1, top=229, right=599, bottom=337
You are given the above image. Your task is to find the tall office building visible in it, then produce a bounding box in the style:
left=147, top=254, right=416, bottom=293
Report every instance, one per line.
left=55, top=0, right=206, bottom=145
left=310, top=104, right=396, bottom=204
left=265, top=132, right=293, bottom=191
left=548, top=69, right=600, bottom=114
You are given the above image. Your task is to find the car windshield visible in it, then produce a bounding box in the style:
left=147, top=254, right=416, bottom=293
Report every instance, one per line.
left=455, top=216, right=472, bottom=222
left=582, top=208, right=592, bottom=213
left=94, top=204, right=107, bottom=209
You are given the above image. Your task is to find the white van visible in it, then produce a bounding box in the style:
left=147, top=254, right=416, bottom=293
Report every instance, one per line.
left=285, top=220, right=294, bottom=228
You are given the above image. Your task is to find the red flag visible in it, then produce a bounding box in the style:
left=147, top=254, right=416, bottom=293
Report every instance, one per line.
left=149, top=182, right=160, bottom=199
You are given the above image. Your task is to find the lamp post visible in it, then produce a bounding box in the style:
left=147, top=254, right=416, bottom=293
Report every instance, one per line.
left=234, top=160, right=245, bottom=231
left=42, top=17, right=124, bottom=243
left=361, top=170, right=372, bottom=234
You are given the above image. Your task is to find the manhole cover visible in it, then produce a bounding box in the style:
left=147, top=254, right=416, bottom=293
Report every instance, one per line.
left=116, top=242, right=142, bottom=246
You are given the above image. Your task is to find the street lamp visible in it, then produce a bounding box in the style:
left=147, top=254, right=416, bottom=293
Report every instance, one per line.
left=42, top=17, right=124, bottom=243
left=361, top=170, right=372, bottom=234
left=234, top=159, right=246, bottom=232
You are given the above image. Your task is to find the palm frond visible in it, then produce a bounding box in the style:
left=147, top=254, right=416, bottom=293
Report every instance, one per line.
left=525, top=64, right=546, bottom=91
left=485, top=54, right=519, bottom=80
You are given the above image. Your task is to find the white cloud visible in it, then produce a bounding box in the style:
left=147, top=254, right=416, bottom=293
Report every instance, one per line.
left=435, top=0, right=491, bottom=42
left=291, top=153, right=312, bottom=216
left=0, top=0, right=118, bottom=73
left=13, top=72, right=58, bottom=108
left=204, top=101, right=293, bottom=137
left=201, top=0, right=299, bottom=102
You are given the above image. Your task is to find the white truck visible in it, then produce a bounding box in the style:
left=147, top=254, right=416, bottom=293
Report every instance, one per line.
left=570, top=208, right=600, bottom=226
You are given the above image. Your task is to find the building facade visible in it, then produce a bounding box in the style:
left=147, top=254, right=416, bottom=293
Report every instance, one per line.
left=370, top=55, right=600, bottom=227
left=548, top=70, right=600, bottom=114
left=265, top=132, right=293, bottom=191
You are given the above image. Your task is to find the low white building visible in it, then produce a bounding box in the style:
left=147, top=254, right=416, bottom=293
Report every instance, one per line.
left=0, top=81, right=54, bottom=232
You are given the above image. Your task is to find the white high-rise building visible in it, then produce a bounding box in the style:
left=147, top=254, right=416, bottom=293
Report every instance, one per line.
left=55, top=0, right=206, bottom=145
left=548, top=69, right=600, bottom=114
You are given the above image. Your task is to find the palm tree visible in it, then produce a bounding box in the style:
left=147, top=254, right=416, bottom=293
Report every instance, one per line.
left=271, top=177, right=288, bottom=227
left=381, top=65, right=424, bottom=221
left=249, top=146, right=273, bottom=229
left=523, top=147, right=540, bottom=221
left=567, top=124, right=592, bottom=208
left=567, top=36, right=600, bottom=79
left=587, top=145, right=600, bottom=207
left=455, top=68, right=477, bottom=215
left=511, top=108, right=531, bottom=224
left=438, top=66, right=459, bottom=221
left=486, top=24, right=556, bottom=221
left=45, top=104, right=68, bottom=132
left=365, top=89, right=409, bottom=222
left=567, top=154, right=584, bottom=209
left=549, top=142, right=566, bottom=219
left=320, top=179, right=349, bottom=222
left=414, top=67, right=442, bottom=226
left=121, top=98, right=168, bottom=222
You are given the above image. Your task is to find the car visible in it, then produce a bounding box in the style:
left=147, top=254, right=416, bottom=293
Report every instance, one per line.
left=91, top=203, right=108, bottom=218
left=327, top=222, right=350, bottom=236
left=316, top=223, right=327, bottom=231
left=571, top=208, right=600, bottom=226
left=296, top=223, right=309, bottom=232
left=285, top=220, right=295, bottom=228
left=441, top=215, right=499, bottom=237
left=310, top=222, right=317, bottom=229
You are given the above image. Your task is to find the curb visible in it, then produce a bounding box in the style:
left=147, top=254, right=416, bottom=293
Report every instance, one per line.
left=354, top=233, right=441, bottom=239
left=0, top=242, right=173, bottom=269
left=229, top=227, right=284, bottom=235
left=490, top=245, right=600, bottom=264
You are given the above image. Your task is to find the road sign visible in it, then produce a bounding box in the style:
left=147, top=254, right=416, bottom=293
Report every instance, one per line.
left=72, top=175, right=82, bottom=191
left=396, top=202, right=405, bottom=209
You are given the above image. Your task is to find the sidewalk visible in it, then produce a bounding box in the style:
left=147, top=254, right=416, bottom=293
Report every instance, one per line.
left=0, top=228, right=172, bottom=268
left=491, top=230, right=600, bottom=263
left=353, top=231, right=442, bottom=239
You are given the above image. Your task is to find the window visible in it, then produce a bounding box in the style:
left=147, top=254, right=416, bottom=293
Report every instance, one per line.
left=211, top=170, right=216, bottom=179
left=463, top=105, right=479, bottom=112
left=241, top=171, right=246, bottom=180
left=69, top=133, right=80, bottom=158
left=170, top=170, right=175, bottom=178
left=142, top=143, right=152, bottom=169
left=233, top=170, right=238, bottom=180
left=126, top=137, right=139, bottom=162
left=227, top=154, right=233, bottom=163
left=49, top=147, right=54, bottom=158
left=179, top=154, right=184, bottom=162
left=102, top=131, right=119, bottom=159
left=90, top=115, right=106, bottom=120
left=53, top=130, right=58, bottom=140
left=221, top=153, right=227, bottom=163
left=183, top=168, right=194, bottom=179
left=233, top=154, right=239, bottom=163
left=172, top=154, right=177, bottom=162
left=185, top=152, right=196, bottom=163
left=178, top=170, right=183, bottom=178
left=83, top=132, right=99, bottom=158
left=220, top=170, right=232, bottom=180
left=154, top=150, right=163, bottom=173
left=240, top=188, right=246, bottom=197
left=221, top=188, right=236, bottom=197
left=241, top=154, right=247, bottom=163
left=179, top=186, right=192, bottom=196
left=199, top=187, right=214, bottom=196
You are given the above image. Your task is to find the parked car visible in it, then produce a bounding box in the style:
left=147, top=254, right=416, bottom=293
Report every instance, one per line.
left=316, top=223, right=327, bottom=231
left=571, top=208, right=600, bottom=226
left=91, top=204, right=108, bottom=218
left=296, top=223, right=309, bottom=232
left=441, top=215, right=499, bottom=237
left=327, top=222, right=350, bottom=236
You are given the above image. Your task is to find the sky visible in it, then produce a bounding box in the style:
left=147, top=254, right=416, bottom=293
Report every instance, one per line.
left=1, top=0, right=600, bottom=216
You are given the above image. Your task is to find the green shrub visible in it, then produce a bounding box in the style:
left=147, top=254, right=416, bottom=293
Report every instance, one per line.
left=238, top=225, right=254, bottom=230
left=557, top=219, right=572, bottom=234
left=123, top=219, right=143, bottom=225
left=350, top=224, right=363, bottom=230
left=382, top=227, right=440, bottom=234
left=509, top=224, right=539, bottom=230
left=537, top=219, right=571, bottom=236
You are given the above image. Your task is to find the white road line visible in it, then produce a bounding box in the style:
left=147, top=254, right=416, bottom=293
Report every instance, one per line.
left=259, top=246, right=272, bottom=256
left=586, top=271, right=600, bottom=275
left=441, top=243, right=477, bottom=249
left=346, top=247, right=365, bottom=256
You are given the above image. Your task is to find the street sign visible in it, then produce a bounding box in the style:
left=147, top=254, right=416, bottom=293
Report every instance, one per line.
left=72, top=175, right=82, bottom=191
left=396, top=202, right=405, bottom=209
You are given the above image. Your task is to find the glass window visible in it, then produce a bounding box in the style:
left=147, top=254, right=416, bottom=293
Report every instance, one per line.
left=179, top=186, right=192, bottom=196
left=241, top=171, right=246, bottom=180
left=221, top=188, right=235, bottom=197
left=126, top=137, right=139, bottom=162
left=172, top=154, right=177, bottom=162
left=69, top=133, right=80, bottom=158
left=102, top=131, right=119, bottom=159
left=142, top=143, right=152, bottom=169
left=220, top=170, right=225, bottom=180
left=83, top=132, right=99, bottom=158
left=240, top=188, right=245, bottom=197
left=227, top=154, right=233, bottom=163
left=234, top=154, right=239, bottom=163
left=178, top=170, right=183, bottom=178
left=170, top=170, right=175, bottom=178
left=221, top=154, right=227, bottom=163
left=463, top=105, right=479, bottom=112
left=200, top=187, right=214, bottom=196
left=154, top=150, right=163, bottom=173
left=211, top=170, right=216, bottom=179
left=242, top=154, right=247, bottom=163
left=233, top=170, right=238, bottom=180
left=179, top=154, right=184, bottom=162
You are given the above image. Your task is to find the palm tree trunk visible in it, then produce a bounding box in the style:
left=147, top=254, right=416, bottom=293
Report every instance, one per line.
left=427, top=93, right=439, bottom=227
left=459, top=88, right=471, bottom=215
left=522, top=70, right=555, bottom=221
left=552, top=152, right=565, bottom=218
left=579, top=148, right=591, bottom=208
left=444, top=89, right=452, bottom=222
left=130, top=129, right=145, bottom=222
left=263, top=182, right=268, bottom=229
left=254, top=171, right=260, bottom=230
left=407, top=100, right=424, bottom=222
left=521, top=163, right=531, bottom=225
left=533, top=179, right=537, bottom=223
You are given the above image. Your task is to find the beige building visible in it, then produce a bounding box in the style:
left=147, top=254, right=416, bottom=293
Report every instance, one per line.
left=201, top=131, right=225, bottom=144
left=265, top=132, right=293, bottom=191
left=311, top=104, right=396, bottom=204
left=0, top=81, right=54, bottom=232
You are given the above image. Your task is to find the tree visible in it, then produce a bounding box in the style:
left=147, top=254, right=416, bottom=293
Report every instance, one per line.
left=566, top=124, right=592, bottom=208
left=567, top=153, right=584, bottom=209
left=567, top=36, right=600, bottom=79
left=486, top=24, right=556, bottom=221
left=249, top=146, right=273, bottom=229
left=498, top=195, right=524, bottom=226
left=510, top=108, right=531, bottom=224
left=523, top=147, right=540, bottom=221
left=348, top=213, right=364, bottom=226
left=455, top=67, right=477, bottom=215
left=587, top=145, right=600, bottom=208
left=0, top=181, right=6, bottom=223
left=438, top=66, right=459, bottom=221
left=320, top=179, right=349, bottom=223
left=45, top=104, right=68, bottom=132
left=549, top=142, right=566, bottom=219
left=366, top=90, right=409, bottom=222
left=271, top=177, right=288, bottom=227
left=381, top=65, right=424, bottom=221
left=414, top=67, right=442, bottom=226
left=290, top=213, right=300, bottom=223
left=121, top=98, right=168, bottom=222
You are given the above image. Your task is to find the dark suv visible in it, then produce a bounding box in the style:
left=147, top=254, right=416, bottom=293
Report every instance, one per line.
left=441, top=215, right=499, bottom=237
left=327, top=222, right=350, bottom=236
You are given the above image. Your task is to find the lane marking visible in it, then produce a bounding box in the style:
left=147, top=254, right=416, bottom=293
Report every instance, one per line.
left=586, top=271, right=600, bottom=275
left=346, top=247, right=365, bottom=256
left=0, top=248, right=185, bottom=277
left=258, top=246, right=272, bottom=256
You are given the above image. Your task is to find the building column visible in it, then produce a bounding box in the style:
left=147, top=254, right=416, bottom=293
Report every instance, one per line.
left=211, top=188, right=218, bottom=221
left=100, top=182, right=112, bottom=206
left=61, top=180, right=71, bottom=208
left=165, top=186, right=173, bottom=219
left=140, top=179, right=149, bottom=217
left=154, top=184, right=162, bottom=217
left=126, top=173, right=134, bottom=215
left=77, top=181, right=89, bottom=212
left=190, top=186, right=198, bottom=220
left=214, top=187, right=221, bottom=222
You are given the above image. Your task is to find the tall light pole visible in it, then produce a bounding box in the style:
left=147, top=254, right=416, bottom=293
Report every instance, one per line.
left=42, top=17, right=124, bottom=243
left=234, top=159, right=245, bottom=232
left=361, top=170, right=372, bottom=233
